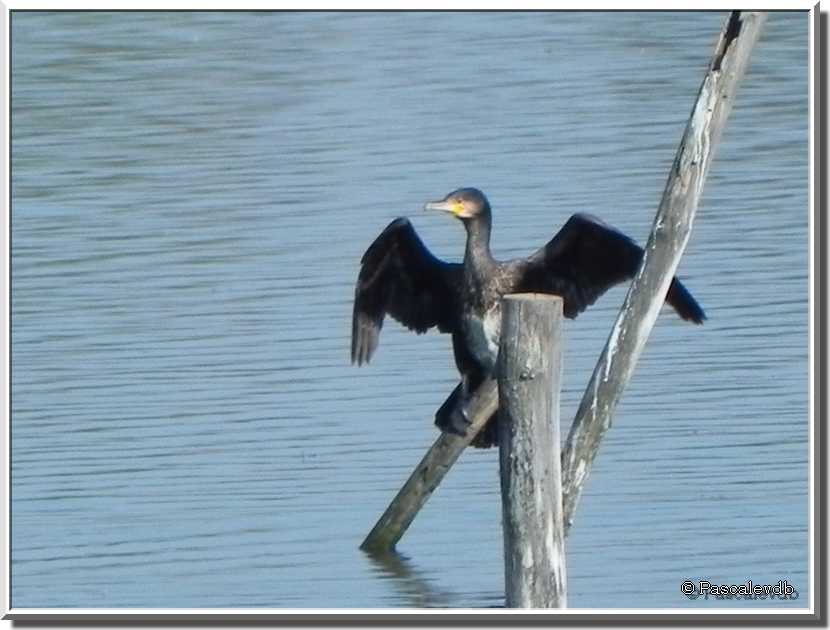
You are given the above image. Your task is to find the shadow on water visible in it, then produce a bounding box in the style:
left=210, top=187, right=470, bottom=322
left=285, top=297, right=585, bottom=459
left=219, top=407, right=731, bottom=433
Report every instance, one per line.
left=363, top=549, right=458, bottom=608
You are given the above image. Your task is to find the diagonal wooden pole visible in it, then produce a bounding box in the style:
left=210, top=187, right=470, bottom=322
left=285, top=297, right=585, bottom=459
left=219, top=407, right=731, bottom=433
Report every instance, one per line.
left=360, top=381, right=498, bottom=553
left=560, top=11, right=767, bottom=532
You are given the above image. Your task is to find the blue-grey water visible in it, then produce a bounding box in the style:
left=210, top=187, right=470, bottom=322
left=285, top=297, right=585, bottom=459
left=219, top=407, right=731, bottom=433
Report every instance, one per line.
left=11, top=11, right=810, bottom=609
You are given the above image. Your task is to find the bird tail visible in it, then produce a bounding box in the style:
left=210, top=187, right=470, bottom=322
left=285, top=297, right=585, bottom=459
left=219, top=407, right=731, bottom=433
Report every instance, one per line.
left=666, top=278, right=706, bottom=324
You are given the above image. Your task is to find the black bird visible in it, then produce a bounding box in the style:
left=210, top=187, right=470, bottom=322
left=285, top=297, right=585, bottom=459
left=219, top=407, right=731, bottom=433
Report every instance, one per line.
left=351, top=187, right=705, bottom=447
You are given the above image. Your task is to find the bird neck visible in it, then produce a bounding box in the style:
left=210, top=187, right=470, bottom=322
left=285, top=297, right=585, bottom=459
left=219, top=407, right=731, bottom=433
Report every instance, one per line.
left=463, top=214, right=495, bottom=280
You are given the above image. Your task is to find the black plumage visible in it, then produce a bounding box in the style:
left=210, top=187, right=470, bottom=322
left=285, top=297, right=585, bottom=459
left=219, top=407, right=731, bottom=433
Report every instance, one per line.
left=351, top=187, right=705, bottom=447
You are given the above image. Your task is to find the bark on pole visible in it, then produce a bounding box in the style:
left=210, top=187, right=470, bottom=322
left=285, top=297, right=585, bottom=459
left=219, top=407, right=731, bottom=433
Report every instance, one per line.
left=560, top=11, right=767, bottom=532
left=498, top=294, right=566, bottom=608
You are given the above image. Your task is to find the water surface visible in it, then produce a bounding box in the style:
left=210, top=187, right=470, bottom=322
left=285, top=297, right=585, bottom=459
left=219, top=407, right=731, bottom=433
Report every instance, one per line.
left=11, top=11, right=810, bottom=609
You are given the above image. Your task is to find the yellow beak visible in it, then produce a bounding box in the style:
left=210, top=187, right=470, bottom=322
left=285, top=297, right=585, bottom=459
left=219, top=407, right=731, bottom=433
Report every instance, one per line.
left=424, top=199, right=466, bottom=217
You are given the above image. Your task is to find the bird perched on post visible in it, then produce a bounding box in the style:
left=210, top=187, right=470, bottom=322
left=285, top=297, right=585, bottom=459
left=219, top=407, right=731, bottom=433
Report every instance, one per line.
left=351, top=187, right=705, bottom=447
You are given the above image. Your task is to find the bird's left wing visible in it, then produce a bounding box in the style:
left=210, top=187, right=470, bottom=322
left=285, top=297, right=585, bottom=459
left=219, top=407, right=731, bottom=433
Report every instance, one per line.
left=351, top=218, right=462, bottom=365
left=514, top=213, right=706, bottom=323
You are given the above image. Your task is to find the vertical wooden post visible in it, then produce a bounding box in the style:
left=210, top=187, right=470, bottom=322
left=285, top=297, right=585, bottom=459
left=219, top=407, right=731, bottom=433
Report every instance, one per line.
left=497, top=294, right=566, bottom=608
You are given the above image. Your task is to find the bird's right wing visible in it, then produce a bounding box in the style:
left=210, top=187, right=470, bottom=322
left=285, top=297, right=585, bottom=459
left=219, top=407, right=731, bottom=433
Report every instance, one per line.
left=351, top=218, right=461, bottom=365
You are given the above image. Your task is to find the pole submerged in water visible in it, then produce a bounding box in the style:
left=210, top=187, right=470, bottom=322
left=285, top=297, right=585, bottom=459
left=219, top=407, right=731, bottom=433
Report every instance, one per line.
left=359, top=379, right=498, bottom=553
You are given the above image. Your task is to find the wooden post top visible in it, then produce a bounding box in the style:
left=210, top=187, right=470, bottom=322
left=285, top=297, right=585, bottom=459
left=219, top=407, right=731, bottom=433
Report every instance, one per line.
left=503, top=293, right=564, bottom=303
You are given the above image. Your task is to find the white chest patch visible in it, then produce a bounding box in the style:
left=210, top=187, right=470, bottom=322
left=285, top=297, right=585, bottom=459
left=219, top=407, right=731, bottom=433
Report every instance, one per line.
left=465, top=307, right=501, bottom=373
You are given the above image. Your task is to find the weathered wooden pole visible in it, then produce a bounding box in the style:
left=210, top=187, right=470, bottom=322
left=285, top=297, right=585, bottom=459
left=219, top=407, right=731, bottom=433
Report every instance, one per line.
left=498, top=294, right=566, bottom=608
left=360, top=379, right=498, bottom=553
left=560, top=11, right=767, bottom=532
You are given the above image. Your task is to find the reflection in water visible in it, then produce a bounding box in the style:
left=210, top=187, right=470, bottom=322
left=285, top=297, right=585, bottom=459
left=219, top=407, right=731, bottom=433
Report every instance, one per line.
left=365, top=550, right=456, bottom=608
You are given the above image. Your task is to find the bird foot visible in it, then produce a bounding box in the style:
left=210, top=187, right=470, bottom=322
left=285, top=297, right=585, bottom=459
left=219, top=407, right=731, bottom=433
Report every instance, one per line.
left=446, top=404, right=473, bottom=437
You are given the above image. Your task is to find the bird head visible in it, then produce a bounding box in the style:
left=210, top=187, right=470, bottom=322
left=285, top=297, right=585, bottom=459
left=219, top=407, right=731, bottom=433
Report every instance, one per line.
left=424, top=187, right=490, bottom=221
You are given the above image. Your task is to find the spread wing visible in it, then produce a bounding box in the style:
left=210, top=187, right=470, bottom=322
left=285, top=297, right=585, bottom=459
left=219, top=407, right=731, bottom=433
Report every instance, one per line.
left=515, top=213, right=706, bottom=323
left=351, top=218, right=462, bottom=365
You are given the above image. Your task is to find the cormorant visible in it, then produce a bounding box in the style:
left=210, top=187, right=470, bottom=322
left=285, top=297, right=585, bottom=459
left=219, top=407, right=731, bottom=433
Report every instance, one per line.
left=351, top=187, right=705, bottom=447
